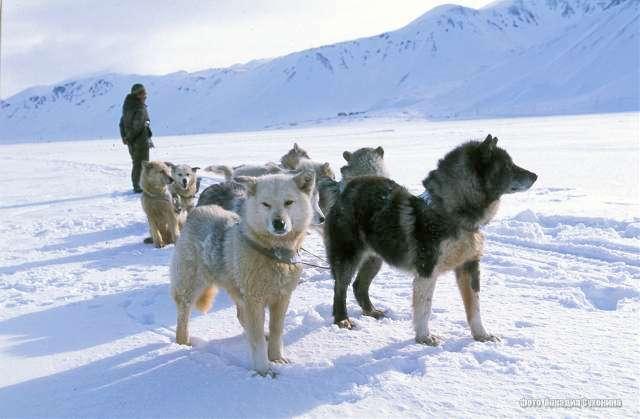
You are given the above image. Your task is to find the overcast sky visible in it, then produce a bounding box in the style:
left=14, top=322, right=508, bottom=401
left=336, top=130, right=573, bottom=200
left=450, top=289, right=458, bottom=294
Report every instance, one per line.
left=1, top=0, right=493, bottom=98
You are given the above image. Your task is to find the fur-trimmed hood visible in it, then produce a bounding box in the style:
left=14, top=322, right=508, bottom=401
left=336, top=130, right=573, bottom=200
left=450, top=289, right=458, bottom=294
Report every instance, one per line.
left=122, top=94, right=144, bottom=112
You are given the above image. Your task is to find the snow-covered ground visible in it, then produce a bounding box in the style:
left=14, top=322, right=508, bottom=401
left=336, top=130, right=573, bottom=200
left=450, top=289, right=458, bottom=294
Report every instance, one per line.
left=0, top=113, right=638, bottom=417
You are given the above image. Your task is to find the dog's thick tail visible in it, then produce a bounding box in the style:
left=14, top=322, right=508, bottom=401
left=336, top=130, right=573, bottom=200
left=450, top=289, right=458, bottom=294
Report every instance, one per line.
left=195, top=286, right=219, bottom=313
left=204, top=165, right=233, bottom=182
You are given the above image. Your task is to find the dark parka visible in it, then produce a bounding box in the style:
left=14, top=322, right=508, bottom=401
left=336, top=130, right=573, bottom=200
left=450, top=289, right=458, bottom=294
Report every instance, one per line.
left=120, top=94, right=151, bottom=145
left=120, top=94, right=151, bottom=191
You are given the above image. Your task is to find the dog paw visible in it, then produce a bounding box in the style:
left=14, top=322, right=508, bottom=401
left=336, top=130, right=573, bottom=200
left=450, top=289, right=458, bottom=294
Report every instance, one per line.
left=473, top=333, right=501, bottom=343
left=415, top=335, right=441, bottom=346
left=253, top=369, right=277, bottom=378
left=335, top=318, right=355, bottom=329
left=269, top=357, right=290, bottom=364
left=363, top=308, right=385, bottom=319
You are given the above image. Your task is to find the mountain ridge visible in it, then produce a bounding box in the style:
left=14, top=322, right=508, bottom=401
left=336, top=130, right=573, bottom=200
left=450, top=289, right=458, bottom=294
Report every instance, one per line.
left=1, top=0, right=638, bottom=141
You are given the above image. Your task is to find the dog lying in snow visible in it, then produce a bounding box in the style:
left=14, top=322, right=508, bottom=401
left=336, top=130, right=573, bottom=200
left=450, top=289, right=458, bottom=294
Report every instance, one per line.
left=204, top=143, right=311, bottom=181
left=198, top=143, right=334, bottom=232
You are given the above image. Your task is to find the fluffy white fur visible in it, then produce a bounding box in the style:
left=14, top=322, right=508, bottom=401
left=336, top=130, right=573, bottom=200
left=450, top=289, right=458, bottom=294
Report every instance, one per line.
left=171, top=171, right=315, bottom=376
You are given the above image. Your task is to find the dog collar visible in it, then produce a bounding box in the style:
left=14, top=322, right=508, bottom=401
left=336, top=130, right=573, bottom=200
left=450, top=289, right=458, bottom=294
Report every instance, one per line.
left=175, top=192, right=196, bottom=200
left=143, top=190, right=172, bottom=202
left=240, top=233, right=302, bottom=265
left=176, top=183, right=197, bottom=198
left=418, top=190, right=433, bottom=206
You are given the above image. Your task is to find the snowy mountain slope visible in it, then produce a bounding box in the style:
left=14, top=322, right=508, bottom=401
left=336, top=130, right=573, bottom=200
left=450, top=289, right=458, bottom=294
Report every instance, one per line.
left=0, top=114, right=638, bottom=417
left=1, top=0, right=638, bottom=141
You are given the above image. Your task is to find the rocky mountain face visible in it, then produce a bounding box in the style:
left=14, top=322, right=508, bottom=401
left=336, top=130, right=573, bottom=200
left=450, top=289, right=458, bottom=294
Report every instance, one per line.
left=1, top=0, right=637, bottom=141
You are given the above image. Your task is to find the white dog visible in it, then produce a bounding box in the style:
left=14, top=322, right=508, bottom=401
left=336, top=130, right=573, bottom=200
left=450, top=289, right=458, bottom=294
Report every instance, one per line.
left=171, top=170, right=315, bottom=376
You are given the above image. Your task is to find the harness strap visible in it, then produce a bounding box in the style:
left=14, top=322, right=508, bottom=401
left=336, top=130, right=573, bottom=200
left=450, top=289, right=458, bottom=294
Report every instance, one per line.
left=143, top=190, right=172, bottom=202
left=300, top=247, right=331, bottom=270
left=174, top=190, right=196, bottom=200
left=240, top=233, right=302, bottom=265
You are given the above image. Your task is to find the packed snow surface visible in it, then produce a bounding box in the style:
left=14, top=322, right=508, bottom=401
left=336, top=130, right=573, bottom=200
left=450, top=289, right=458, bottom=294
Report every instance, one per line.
left=0, top=113, right=638, bottom=417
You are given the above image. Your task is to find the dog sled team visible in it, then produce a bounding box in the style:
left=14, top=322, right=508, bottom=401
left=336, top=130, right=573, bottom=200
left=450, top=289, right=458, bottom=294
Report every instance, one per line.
left=138, top=136, right=537, bottom=376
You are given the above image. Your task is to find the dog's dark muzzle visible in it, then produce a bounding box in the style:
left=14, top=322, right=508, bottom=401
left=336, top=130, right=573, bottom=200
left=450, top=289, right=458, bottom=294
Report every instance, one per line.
left=182, top=178, right=188, bottom=188
left=272, top=218, right=287, bottom=234
left=508, top=166, right=537, bottom=193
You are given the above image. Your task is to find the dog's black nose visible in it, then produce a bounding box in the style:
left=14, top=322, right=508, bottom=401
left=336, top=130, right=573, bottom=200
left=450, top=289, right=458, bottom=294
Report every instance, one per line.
left=319, top=216, right=325, bottom=224
left=272, top=218, right=286, bottom=232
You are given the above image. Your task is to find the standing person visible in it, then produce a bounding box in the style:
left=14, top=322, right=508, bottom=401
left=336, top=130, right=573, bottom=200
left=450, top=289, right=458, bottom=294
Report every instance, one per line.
left=119, top=83, right=152, bottom=193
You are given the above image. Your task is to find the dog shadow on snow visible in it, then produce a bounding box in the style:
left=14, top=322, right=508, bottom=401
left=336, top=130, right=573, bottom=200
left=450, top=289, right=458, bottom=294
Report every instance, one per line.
left=0, top=332, right=444, bottom=418
left=0, top=191, right=133, bottom=210
left=0, top=283, right=233, bottom=358
left=35, top=221, right=148, bottom=253
left=0, top=284, right=476, bottom=418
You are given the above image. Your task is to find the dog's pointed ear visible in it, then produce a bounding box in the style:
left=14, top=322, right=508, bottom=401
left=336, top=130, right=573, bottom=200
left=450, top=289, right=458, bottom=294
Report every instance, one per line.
left=479, top=135, right=498, bottom=162
left=482, top=134, right=498, bottom=149
left=164, top=161, right=175, bottom=168
left=234, top=176, right=257, bottom=196
left=343, top=151, right=352, bottom=162
left=293, top=142, right=300, bottom=151
left=375, top=146, right=384, bottom=157
left=321, top=162, right=333, bottom=178
left=163, top=173, right=175, bottom=184
left=293, top=170, right=315, bottom=195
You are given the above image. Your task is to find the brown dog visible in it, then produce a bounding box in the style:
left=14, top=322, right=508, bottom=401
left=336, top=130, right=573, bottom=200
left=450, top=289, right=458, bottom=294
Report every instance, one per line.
left=140, top=161, right=183, bottom=247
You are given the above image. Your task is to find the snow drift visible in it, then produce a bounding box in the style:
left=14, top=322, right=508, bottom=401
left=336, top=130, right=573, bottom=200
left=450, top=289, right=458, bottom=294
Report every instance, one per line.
left=0, top=114, right=638, bottom=417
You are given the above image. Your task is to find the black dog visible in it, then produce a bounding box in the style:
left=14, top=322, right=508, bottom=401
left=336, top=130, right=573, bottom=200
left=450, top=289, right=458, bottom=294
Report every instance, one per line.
left=324, top=135, right=537, bottom=345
